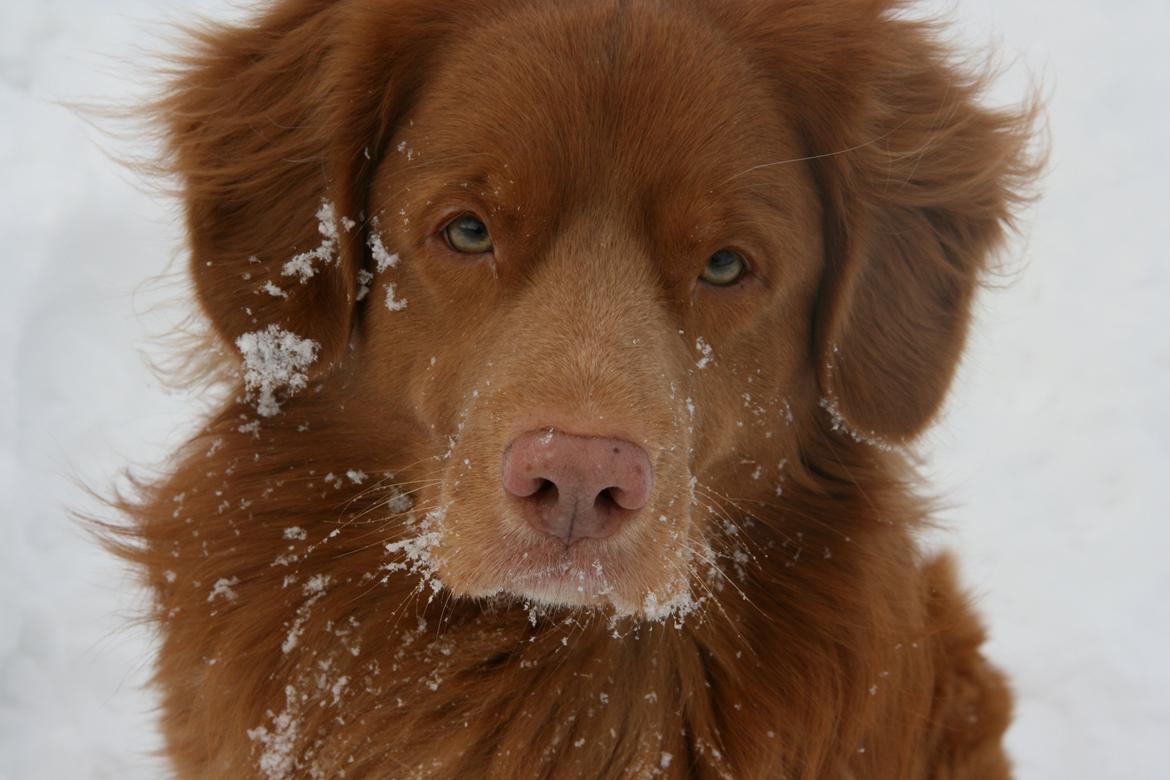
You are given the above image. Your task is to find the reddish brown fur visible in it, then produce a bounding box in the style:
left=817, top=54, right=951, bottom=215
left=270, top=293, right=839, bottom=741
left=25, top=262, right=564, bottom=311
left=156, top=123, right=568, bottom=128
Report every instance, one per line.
left=104, top=0, right=1038, bottom=777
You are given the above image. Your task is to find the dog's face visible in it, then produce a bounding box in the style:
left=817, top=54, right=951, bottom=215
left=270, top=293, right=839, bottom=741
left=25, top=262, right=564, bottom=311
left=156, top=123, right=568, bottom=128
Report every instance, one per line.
left=166, top=0, right=1030, bottom=619
left=354, top=8, right=822, bottom=613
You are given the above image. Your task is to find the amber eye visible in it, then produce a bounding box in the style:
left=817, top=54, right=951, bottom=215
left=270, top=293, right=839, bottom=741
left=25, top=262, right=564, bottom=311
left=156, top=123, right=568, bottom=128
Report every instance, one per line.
left=701, top=249, right=748, bottom=286
left=443, top=214, right=494, bottom=254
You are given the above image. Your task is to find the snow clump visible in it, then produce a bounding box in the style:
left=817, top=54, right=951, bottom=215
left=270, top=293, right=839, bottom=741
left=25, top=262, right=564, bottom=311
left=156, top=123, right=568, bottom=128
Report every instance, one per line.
left=208, top=577, right=240, bottom=604
left=368, top=221, right=399, bottom=271
left=366, top=220, right=406, bottom=311
left=281, top=201, right=342, bottom=283
left=236, top=325, right=320, bottom=417
left=641, top=585, right=701, bottom=628
left=695, top=337, right=714, bottom=369
left=383, top=507, right=445, bottom=599
left=246, top=685, right=302, bottom=780
left=384, top=284, right=407, bottom=312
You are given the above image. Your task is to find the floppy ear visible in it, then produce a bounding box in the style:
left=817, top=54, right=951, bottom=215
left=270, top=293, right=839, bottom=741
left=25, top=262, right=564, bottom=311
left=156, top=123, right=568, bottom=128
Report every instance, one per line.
left=733, top=2, right=1038, bottom=442
left=810, top=11, right=1038, bottom=442
left=157, top=0, right=474, bottom=381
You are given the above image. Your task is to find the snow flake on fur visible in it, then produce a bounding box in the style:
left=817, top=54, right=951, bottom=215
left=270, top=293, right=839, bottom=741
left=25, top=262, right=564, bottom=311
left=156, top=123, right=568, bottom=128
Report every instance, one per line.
left=819, top=395, right=896, bottom=452
left=246, top=685, right=302, bottom=780
left=236, top=325, right=320, bottom=417
left=383, top=507, right=445, bottom=599
left=281, top=201, right=342, bottom=283
left=695, top=337, right=714, bottom=369
left=368, top=221, right=399, bottom=272
left=384, top=282, right=407, bottom=312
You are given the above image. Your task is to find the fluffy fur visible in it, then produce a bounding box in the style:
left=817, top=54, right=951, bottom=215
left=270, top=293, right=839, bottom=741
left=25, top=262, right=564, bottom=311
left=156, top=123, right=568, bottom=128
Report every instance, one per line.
left=104, top=0, right=1039, bottom=777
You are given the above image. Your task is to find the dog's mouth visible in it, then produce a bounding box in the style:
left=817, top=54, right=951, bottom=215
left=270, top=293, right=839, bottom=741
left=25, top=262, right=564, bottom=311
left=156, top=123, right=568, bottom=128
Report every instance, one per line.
left=482, top=525, right=701, bottom=615
left=416, top=501, right=704, bottom=621
left=492, top=538, right=627, bottom=608
left=382, top=425, right=704, bottom=621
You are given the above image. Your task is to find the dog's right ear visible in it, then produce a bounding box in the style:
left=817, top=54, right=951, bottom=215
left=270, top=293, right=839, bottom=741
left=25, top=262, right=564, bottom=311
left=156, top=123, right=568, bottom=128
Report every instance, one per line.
left=157, top=0, right=472, bottom=379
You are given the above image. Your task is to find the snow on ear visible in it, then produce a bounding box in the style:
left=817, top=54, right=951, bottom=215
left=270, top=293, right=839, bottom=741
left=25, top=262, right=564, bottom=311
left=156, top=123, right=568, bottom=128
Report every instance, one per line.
left=156, top=2, right=357, bottom=373
left=156, top=0, right=476, bottom=376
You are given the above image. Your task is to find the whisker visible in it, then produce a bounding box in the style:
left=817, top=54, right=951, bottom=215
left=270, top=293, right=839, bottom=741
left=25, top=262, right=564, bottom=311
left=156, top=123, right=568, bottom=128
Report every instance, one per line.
left=721, top=126, right=901, bottom=184
left=326, top=483, right=440, bottom=527
left=679, top=537, right=783, bottom=628
left=692, top=489, right=776, bottom=554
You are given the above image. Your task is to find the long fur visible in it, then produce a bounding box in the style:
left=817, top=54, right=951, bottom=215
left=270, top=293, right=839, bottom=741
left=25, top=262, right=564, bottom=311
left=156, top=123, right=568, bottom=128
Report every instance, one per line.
left=101, top=0, right=1040, bottom=777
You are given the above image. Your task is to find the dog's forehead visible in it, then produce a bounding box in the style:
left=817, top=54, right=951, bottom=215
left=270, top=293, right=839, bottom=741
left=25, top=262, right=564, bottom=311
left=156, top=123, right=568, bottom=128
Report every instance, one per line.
left=399, top=3, right=800, bottom=202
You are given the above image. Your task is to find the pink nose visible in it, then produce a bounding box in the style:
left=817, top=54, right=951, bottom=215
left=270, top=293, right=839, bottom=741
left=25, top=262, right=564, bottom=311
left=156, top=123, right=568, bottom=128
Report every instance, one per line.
left=501, top=429, right=654, bottom=545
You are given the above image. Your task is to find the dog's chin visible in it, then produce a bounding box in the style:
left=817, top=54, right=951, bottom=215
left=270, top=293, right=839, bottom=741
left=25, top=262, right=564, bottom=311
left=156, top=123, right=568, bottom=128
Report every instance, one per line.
left=446, top=535, right=700, bottom=620
left=448, top=540, right=625, bottom=610
left=511, top=579, right=614, bottom=612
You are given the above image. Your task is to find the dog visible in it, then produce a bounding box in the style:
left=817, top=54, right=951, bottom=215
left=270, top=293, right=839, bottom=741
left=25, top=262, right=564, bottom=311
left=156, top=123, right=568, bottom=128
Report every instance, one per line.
left=106, top=0, right=1038, bottom=776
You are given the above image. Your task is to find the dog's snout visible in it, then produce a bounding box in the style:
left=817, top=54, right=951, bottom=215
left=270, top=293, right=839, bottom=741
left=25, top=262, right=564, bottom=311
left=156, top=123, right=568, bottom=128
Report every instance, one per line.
left=501, top=429, right=654, bottom=545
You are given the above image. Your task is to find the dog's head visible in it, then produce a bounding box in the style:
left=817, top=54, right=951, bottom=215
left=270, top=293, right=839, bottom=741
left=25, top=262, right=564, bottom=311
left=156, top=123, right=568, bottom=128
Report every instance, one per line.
left=162, top=0, right=1033, bottom=618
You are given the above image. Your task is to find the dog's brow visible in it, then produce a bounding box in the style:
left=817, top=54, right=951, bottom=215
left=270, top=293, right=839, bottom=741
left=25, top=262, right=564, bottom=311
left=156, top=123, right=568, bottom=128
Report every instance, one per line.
left=743, top=188, right=791, bottom=214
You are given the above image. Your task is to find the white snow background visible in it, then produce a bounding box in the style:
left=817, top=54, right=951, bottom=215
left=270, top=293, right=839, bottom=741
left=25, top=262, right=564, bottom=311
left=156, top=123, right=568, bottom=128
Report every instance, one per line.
left=0, top=0, right=1166, bottom=777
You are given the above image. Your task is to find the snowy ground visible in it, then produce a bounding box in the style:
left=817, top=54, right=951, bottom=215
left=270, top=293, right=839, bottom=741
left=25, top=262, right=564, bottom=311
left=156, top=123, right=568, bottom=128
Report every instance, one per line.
left=1, top=1, right=1166, bottom=778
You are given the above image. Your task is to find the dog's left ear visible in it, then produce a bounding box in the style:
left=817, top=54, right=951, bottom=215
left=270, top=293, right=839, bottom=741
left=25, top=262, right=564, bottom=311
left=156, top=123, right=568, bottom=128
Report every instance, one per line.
left=814, top=13, right=1040, bottom=442
left=736, top=3, right=1039, bottom=442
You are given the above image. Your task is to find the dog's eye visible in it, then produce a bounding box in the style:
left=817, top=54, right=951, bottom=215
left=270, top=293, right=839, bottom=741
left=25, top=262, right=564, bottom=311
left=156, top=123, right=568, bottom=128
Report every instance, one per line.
left=443, top=214, right=494, bottom=254
left=700, top=250, right=748, bottom=286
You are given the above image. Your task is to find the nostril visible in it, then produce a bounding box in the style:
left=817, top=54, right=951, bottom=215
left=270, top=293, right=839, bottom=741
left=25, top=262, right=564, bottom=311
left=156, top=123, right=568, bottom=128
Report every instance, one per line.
left=533, top=479, right=558, bottom=505
left=603, top=478, right=648, bottom=511
left=594, top=487, right=621, bottom=515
